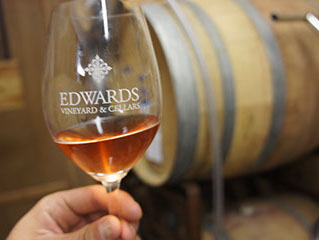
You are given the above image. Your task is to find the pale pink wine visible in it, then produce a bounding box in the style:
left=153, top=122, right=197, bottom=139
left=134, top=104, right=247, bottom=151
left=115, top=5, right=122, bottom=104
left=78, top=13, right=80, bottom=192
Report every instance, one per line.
left=55, top=115, right=159, bottom=174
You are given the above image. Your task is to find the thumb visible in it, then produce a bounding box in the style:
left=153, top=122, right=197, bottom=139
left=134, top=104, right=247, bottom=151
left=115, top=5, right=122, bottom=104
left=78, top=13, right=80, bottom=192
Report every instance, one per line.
left=58, top=215, right=121, bottom=240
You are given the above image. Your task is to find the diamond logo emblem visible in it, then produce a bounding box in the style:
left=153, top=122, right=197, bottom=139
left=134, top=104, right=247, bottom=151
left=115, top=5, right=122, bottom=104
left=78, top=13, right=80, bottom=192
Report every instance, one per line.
left=85, top=55, right=112, bottom=81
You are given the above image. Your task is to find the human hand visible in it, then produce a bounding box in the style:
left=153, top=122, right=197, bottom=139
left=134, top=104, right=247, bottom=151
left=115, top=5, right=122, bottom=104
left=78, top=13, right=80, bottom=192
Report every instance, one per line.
left=7, top=185, right=142, bottom=240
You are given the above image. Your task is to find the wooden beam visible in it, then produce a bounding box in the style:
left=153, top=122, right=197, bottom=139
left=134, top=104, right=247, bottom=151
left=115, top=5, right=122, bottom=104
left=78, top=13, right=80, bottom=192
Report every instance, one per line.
left=0, top=60, right=24, bottom=111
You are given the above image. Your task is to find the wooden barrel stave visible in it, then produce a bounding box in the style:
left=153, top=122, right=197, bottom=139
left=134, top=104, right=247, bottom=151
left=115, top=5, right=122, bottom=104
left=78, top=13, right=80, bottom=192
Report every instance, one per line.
left=133, top=19, right=179, bottom=186
left=134, top=0, right=319, bottom=185
left=174, top=4, right=211, bottom=180
left=202, top=194, right=319, bottom=240
left=176, top=2, right=224, bottom=179
left=135, top=3, right=207, bottom=185
left=189, top=0, right=276, bottom=177
left=230, top=0, right=286, bottom=172
left=247, top=0, right=319, bottom=170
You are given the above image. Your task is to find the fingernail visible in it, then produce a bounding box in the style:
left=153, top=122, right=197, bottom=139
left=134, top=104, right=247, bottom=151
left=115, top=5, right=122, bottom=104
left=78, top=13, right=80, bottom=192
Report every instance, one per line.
left=98, top=219, right=113, bottom=240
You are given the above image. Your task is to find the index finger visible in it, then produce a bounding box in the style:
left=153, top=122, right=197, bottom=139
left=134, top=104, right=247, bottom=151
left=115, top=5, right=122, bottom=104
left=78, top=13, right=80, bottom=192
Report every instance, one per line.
left=44, top=185, right=142, bottom=222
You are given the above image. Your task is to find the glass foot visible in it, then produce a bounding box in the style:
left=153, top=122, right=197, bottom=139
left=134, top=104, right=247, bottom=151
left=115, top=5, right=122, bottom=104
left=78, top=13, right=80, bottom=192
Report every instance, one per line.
left=88, top=170, right=129, bottom=193
left=103, top=181, right=121, bottom=192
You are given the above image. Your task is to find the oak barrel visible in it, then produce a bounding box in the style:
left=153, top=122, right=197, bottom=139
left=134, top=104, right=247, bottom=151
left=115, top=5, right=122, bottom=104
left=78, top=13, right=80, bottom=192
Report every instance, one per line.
left=134, top=0, right=319, bottom=185
left=202, top=194, right=319, bottom=240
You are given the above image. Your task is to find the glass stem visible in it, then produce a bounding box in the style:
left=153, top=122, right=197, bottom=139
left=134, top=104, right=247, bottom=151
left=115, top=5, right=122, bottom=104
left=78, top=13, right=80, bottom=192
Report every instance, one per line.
left=102, top=180, right=121, bottom=193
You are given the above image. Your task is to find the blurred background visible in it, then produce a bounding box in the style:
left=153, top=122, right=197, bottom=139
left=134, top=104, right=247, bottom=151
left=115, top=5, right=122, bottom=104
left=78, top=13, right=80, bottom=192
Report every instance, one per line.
left=1, top=0, right=319, bottom=239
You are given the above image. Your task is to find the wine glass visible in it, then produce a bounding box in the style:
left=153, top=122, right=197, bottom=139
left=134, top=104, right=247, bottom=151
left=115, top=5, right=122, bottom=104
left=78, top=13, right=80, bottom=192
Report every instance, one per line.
left=42, top=0, right=161, bottom=192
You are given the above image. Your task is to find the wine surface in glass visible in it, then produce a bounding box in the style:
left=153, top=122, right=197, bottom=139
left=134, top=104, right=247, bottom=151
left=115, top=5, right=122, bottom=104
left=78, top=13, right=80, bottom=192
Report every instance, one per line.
left=55, top=115, right=159, bottom=175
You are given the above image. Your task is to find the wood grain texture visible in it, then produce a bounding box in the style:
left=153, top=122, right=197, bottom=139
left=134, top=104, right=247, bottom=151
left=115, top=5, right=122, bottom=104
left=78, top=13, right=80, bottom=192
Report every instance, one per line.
left=135, top=0, right=319, bottom=185
left=177, top=3, right=216, bottom=180
left=173, top=3, right=209, bottom=180
left=248, top=0, right=319, bottom=171
left=193, top=0, right=273, bottom=177
left=135, top=0, right=274, bottom=184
